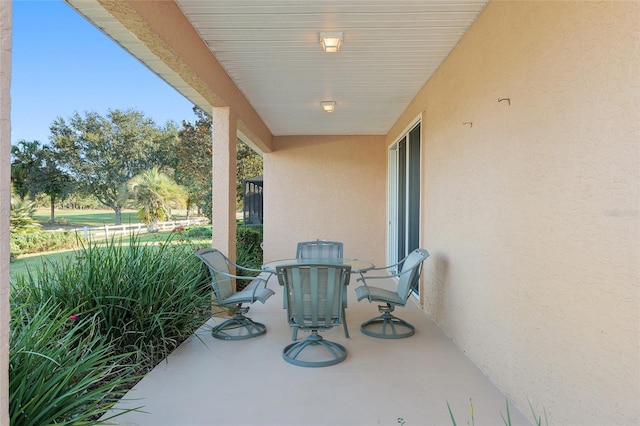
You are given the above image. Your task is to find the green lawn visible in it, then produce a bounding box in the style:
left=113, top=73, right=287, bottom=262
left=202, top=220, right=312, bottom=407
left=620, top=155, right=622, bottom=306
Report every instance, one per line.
left=12, top=208, right=211, bottom=279
left=34, top=209, right=141, bottom=228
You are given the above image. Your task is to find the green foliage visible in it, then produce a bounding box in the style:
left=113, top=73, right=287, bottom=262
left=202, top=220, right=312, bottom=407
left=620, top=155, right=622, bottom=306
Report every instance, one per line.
left=173, top=107, right=263, bottom=219
left=127, top=167, right=187, bottom=226
left=11, top=233, right=212, bottom=372
left=9, top=302, right=139, bottom=425
left=175, top=108, right=213, bottom=219
left=10, top=199, right=42, bottom=233
left=11, top=140, right=41, bottom=201
left=11, top=140, right=74, bottom=222
left=181, top=225, right=212, bottom=239
left=236, top=225, right=263, bottom=269
left=236, top=142, right=263, bottom=207
left=10, top=230, right=81, bottom=259
left=447, top=398, right=548, bottom=426
left=528, top=400, right=549, bottom=426
left=49, top=109, right=177, bottom=224
left=235, top=225, right=264, bottom=289
left=10, top=199, right=45, bottom=261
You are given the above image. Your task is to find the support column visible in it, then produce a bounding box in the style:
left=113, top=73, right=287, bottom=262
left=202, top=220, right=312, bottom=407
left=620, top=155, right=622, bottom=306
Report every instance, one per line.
left=211, top=106, right=237, bottom=262
left=0, top=1, right=11, bottom=423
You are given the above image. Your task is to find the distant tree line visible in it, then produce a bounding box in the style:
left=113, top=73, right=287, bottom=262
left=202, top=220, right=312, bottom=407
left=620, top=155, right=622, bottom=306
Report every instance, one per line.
left=10, top=107, right=263, bottom=226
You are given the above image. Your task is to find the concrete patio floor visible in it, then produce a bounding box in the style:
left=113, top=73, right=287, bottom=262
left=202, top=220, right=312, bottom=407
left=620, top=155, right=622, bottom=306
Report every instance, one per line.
left=105, top=276, right=530, bottom=426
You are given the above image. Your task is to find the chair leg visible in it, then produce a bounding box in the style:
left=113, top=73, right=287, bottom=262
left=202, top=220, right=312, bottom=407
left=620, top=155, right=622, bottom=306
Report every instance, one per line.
left=211, top=313, right=267, bottom=340
left=292, top=326, right=298, bottom=341
left=342, top=307, right=350, bottom=338
left=360, top=304, right=415, bottom=339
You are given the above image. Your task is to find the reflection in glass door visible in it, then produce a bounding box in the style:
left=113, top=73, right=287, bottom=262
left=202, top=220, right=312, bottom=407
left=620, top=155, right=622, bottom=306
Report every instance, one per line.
left=388, top=122, right=421, bottom=292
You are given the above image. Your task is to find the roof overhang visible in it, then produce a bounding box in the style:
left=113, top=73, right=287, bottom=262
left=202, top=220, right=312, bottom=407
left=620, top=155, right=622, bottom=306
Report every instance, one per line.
left=66, top=0, right=488, bottom=143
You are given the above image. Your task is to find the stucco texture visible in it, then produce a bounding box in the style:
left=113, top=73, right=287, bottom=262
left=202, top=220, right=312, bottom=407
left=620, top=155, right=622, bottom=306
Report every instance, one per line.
left=388, top=1, right=639, bottom=424
left=0, top=1, right=10, bottom=422
left=264, top=135, right=387, bottom=267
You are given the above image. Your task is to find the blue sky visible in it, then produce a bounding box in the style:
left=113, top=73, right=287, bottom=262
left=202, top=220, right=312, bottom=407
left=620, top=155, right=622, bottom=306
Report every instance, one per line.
left=11, top=0, right=197, bottom=145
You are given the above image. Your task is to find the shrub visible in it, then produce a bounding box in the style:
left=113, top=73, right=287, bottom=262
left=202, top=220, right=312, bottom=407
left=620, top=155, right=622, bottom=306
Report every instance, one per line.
left=236, top=225, right=263, bottom=269
left=10, top=199, right=41, bottom=233
left=10, top=230, right=83, bottom=260
left=236, top=225, right=263, bottom=288
left=182, top=225, right=212, bottom=239
left=9, top=302, right=139, bottom=425
left=11, top=233, right=212, bottom=373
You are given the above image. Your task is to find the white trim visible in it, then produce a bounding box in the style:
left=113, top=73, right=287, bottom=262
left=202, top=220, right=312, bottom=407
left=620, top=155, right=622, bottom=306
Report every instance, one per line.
left=388, top=113, right=423, bottom=149
left=387, top=118, right=422, bottom=273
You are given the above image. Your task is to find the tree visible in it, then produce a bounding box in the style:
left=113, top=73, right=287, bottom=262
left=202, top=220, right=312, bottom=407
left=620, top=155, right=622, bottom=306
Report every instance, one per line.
left=236, top=141, right=263, bottom=207
left=174, top=107, right=263, bottom=219
left=50, top=109, right=176, bottom=224
left=175, top=108, right=213, bottom=219
left=32, top=147, right=74, bottom=223
left=10, top=140, right=41, bottom=200
left=10, top=141, right=74, bottom=222
left=127, top=167, right=187, bottom=231
left=10, top=199, right=42, bottom=233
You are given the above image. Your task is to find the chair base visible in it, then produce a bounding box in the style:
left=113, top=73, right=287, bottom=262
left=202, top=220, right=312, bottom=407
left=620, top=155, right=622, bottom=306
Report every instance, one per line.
left=291, top=307, right=349, bottom=341
left=211, top=313, right=267, bottom=340
left=283, top=332, right=347, bottom=367
left=360, top=312, right=415, bottom=339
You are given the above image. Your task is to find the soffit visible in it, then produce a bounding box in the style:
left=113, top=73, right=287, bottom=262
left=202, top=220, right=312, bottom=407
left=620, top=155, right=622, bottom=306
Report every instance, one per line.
left=69, top=0, right=488, bottom=136
left=175, top=0, right=488, bottom=136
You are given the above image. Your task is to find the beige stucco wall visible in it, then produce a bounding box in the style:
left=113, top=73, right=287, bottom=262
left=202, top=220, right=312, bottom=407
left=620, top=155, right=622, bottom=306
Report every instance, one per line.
left=263, top=135, right=387, bottom=266
left=0, top=1, right=10, bottom=422
left=388, top=1, right=639, bottom=424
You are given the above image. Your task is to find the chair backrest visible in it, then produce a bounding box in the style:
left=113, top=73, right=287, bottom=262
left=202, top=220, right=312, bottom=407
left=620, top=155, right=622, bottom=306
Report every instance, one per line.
left=195, top=248, right=234, bottom=300
left=277, top=263, right=351, bottom=330
left=395, top=248, right=430, bottom=303
left=296, top=240, right=344, bottom=259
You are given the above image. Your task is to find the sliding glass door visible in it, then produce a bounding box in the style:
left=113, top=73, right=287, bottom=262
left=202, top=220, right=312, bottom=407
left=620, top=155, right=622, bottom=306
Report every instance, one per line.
left=388, top=122, right=421, bottom=290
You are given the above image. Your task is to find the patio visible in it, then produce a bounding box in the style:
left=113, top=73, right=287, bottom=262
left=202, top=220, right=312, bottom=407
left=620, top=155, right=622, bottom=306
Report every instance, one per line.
left=105, top=275, right=529, bottom=426
left=0, top=1, right=637, bottom=424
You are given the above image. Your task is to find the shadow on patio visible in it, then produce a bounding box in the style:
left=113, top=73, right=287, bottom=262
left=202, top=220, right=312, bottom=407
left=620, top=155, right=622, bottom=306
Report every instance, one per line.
left=105, top=276, right=530, bottom=426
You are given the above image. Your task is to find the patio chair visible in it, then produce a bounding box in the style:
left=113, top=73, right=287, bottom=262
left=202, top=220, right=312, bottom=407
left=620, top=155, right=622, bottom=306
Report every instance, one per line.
left=295, top=240, right=349, bottom=339
left=277, top=263, right=352, bottom=367
left=195, top=248, right=275, bottom=340
left=354, top=248, right=430, bottom=339
left=296, top=240, right=343, bottom=259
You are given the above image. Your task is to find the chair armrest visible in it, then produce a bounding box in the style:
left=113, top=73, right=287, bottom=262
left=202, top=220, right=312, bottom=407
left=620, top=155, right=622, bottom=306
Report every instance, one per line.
left=210, top=267, right=273, bottom=284
left=356, top=272, right=400, bottom=284
left=220, top=258, right=275, bottom=286
left=236, top=263, right=269, bottom=274
left=240, top=271, right=275, bottom=293
left=357, top=262, right=418, bottom=284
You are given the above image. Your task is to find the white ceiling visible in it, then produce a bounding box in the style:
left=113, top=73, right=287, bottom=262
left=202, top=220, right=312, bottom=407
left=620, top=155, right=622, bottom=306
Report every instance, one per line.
left=70, top=0, right=489, bottom=137
left=175, top=0, right=488, bottom=136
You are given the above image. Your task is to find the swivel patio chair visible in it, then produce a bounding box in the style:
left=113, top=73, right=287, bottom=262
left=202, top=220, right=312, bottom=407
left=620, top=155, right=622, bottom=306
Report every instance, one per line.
left=196, top=248, right=275, bottom=340
left=295, top=240, right=350, bottom=339
left=354, top=248, right=430, bottom=339
left=296, top=240, right=343, bottom=259
left=276, top=263, right=351, bottom=367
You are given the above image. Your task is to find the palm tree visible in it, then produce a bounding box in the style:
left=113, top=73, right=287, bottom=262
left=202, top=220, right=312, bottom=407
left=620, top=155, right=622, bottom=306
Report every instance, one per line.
left=127, top=167, right=187, bottom=232
left=10, top=199, right=42, bottom=233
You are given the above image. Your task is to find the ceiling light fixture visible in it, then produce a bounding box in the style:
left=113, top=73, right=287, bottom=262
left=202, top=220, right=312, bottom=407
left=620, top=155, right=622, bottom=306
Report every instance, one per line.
left=321, top=101, right=336, bottom=113
left=319, top=32, right=343, bottom=53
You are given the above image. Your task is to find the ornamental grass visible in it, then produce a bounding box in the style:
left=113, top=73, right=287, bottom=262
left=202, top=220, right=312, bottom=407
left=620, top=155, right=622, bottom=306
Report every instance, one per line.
left=10, top=232, right=212, bottom=425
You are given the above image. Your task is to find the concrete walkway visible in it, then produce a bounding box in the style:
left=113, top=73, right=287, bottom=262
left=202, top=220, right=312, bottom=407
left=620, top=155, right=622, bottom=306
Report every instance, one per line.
left=104, top=277, right=530, bottom=426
